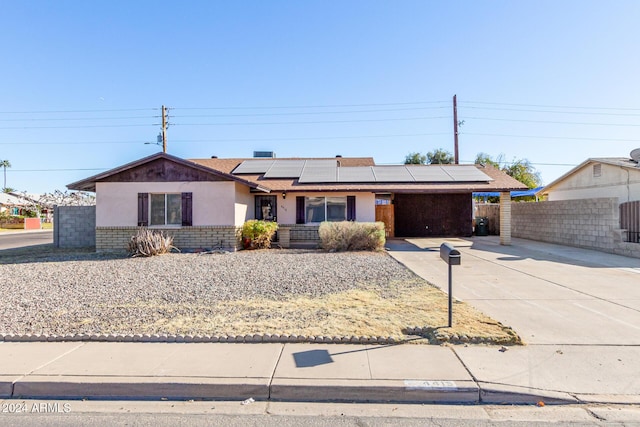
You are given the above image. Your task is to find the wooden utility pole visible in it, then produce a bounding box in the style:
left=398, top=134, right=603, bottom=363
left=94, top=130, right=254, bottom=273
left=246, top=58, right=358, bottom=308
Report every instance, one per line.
left=453, top=95, right=459, bottom=164
left=161, top=105, right=168, bottom=153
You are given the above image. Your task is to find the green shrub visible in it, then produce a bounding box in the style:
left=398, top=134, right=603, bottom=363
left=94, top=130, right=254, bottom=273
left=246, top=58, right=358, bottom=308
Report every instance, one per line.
left=127, top=228, right=177, bottom=257
left=318, top=221, right=386, bottom=252
left=241, top=220, right=279, bottom=249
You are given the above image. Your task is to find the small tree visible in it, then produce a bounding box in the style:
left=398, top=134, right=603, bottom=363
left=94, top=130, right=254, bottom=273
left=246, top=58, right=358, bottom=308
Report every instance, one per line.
left=474, top=153, right=542, bottom=189
left=426, top=149, right=454, bottom=164
left=404, top=152, right=427, bottom=165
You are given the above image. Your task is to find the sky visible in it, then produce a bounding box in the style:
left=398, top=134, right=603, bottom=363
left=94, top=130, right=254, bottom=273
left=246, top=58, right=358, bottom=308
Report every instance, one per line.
left=2, top=1, right=640, bottom=194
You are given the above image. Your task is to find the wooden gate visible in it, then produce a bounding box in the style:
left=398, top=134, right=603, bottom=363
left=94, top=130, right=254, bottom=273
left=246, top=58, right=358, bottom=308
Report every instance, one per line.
left=620, top=200, right=640, bottom=243
left=375, top=204, right=395, bottom=238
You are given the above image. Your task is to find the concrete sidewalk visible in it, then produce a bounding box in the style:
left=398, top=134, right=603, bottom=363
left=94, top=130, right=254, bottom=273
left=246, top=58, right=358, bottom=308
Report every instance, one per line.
left=1, top=236, right=639, bottom=405
left=0, top=341, right=582, bottom=404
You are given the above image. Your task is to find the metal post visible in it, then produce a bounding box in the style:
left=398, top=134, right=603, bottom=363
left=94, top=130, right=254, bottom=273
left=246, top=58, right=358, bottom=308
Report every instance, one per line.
left=448, top=263, right=453, bottom=328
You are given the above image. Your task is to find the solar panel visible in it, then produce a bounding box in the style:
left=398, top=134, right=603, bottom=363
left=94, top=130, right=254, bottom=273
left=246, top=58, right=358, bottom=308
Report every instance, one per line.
left=405, top=166, right=453, bottom=182
left=371, top=166, right=414, bottom=182
left=232, top=159, right=274, bottom=174
left=336, top=167, right=376, bottom=182
left=263, top=160, right=306, bottom=178
left=298, top=160, right=338, bottom=183
left=440, top=166, right=492, bottom=181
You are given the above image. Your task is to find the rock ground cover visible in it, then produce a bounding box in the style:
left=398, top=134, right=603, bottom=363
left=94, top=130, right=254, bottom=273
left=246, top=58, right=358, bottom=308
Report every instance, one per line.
left=0, top=245, right=521, bottom=344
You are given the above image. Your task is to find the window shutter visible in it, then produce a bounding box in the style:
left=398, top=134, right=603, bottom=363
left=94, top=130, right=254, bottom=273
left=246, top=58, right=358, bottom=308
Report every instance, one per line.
left=137, top=193, right=149, bottom=226
left=181, top=192, right=193, bottom=226
left=296, top=196, right=305, bottom=224
left=347, top=196, right=356, bottom=221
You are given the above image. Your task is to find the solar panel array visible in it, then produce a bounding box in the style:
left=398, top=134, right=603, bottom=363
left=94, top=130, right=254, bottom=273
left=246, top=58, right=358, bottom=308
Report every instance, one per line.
left=233, top=160, right=492, bottom=183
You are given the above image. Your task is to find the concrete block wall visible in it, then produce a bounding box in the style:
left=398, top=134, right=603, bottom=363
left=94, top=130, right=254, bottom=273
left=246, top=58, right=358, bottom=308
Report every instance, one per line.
left=96, top=226, right=242, bottom=252
left=53, top=206, right=96, bottom=248
left=511, top=198, right=633, bottom=255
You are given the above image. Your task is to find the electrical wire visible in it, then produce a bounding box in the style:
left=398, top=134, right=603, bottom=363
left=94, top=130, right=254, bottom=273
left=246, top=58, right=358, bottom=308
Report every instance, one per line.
left=172, top=106, right=449, bottom=119
left=463, top=116, right=640, bottom=127
left=460, top=106, right=640, bottom=117
left=460, top=100, right=640, bottom=111
left=173, top=116, right=449, bottom=126
left=173, top=100, right=449, bottom=110
left=462, top=132, right=640, bottom=142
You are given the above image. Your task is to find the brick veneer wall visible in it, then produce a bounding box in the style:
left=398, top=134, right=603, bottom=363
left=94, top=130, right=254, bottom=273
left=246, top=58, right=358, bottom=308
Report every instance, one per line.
left=96, top=226, right=242, bottom=252
left=512, top=198, right=623, bottom=253
left=53, top=206, right=96, bottom=248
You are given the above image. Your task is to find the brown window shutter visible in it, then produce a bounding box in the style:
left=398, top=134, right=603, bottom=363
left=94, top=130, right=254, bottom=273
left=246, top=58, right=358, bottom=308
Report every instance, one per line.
left=347, top=196, right=356, bottom=221
left=296, top=196, right=305, bottom=224
left=137, top=193, right=149, bottom=226
left=182, top=192, right=193, bottom=226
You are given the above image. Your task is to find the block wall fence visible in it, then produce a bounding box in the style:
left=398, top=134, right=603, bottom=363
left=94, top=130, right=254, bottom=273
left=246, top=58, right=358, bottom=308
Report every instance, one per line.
left=511, top=197, right=639, bottom=258
left=53, top=205, right=96, bottom=248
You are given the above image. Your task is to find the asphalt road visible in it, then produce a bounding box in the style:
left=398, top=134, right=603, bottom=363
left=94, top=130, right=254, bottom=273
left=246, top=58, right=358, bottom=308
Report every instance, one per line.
left=0, top=230, right=53, bottom=251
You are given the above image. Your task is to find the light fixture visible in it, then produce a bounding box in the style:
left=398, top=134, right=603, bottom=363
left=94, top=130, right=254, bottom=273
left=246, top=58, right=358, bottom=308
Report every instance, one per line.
left=282, top=192, right=286, bottom=199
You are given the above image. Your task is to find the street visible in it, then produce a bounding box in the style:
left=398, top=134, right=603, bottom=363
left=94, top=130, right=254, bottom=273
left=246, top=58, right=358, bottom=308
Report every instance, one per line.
left=0, top=230, right=53, bottom=251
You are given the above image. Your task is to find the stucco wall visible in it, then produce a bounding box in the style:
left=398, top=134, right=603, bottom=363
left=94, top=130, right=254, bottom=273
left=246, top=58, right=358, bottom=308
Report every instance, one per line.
left=511, top=198, right=639, bottom=258
left=96, top=181, right=237, bottom=227
left=277, top=192, right=376, bottom=224
left=54, top=205, right=96, bottom=248
left=547, top=163, right=640, bottom=203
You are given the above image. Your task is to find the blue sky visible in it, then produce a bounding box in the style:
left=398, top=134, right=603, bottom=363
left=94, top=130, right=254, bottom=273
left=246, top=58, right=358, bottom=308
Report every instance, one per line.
left=2, top=1, right=640, bottom=193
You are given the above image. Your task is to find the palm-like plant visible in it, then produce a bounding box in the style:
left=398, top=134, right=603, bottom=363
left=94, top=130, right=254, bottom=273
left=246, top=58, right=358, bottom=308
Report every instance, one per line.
left=0, top=160, right=10, bottom=191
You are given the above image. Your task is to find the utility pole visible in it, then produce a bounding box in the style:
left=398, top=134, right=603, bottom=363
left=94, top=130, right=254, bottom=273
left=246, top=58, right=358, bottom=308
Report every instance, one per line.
left=453, top=95, right=459, bottom=164
left=161, top=105, right=168, bottom=153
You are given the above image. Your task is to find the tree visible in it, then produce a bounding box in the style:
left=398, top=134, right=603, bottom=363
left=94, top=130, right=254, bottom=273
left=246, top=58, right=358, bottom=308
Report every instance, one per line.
left=404, top=152, right=427, bottom=165
left=426, top=148, right=454, bottom=164
left=474, top=153, right=542, bottom=189
left=0, top=160, right=10, bottom=191
left=2, top=187, right=16, bottom=194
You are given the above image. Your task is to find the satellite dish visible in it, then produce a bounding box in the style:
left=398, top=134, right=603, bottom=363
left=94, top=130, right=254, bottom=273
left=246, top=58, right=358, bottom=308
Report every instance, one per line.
left=631, top=148, right=640, bottom=163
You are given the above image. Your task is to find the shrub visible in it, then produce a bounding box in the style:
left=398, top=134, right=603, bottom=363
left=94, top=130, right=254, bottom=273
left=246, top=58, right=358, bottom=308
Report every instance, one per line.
left=241, top=220, right=279, bottom=249
left=318, top=221, right=386, bottom=252
left=127, top=228, right=177, bottom=257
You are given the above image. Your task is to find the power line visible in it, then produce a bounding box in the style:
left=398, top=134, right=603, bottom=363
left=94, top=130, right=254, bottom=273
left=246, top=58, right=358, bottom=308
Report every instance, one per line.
left=461, top=101, right=640, bottom=111
left=0, top=124, right=155, bottom=130
left=173, top=100, right=449, bottom=110
left=10, top=168, right=108, bottom=172
left=172, top=106, right=448, bottom=119
left=463, top=116, right=640, bottom=127
left=460, top=106, right=640, bottom=117
left=463, top=132, right=640, bottom=142
left=0, top=115, right=158, bottom=122
left=0, top=108, right=157, bottom=114
left=174, top=116, right=449, bottom=126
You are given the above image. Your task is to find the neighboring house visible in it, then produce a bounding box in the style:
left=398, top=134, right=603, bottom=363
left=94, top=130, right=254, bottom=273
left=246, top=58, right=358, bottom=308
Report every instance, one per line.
left=537, top=156, right=640, bottom=203
left=0, top=192, right=24, bottom=216
left=67, top=152, right=526, bottom=251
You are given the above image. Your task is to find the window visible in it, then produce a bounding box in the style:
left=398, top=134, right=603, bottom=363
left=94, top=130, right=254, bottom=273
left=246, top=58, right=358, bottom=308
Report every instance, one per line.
left=296, top=196, right=355, bottom=223
left=138, top=192, right=192, bottom=227
left=593, top=164, right=602, bottom=178
left=150, top=194, right=182, bottom=226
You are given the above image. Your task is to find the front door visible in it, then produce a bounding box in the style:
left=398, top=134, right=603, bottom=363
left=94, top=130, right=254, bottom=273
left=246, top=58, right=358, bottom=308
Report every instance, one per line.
left=255, top=195, right=277, bottom=222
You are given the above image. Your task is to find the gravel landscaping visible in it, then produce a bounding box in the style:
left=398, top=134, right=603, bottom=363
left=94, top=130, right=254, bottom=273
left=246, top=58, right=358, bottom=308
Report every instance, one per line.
left=0, top=247, right=521, bottom=344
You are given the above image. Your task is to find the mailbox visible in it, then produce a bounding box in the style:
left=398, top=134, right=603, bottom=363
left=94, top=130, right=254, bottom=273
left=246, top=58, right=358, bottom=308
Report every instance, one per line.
left=440, top=243, right=461, bottom=266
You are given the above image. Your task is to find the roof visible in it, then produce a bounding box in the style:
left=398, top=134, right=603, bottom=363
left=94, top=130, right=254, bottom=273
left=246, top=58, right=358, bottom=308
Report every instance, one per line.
left=0, top=192, right=24, bottom=206
left=190, top=157, right=526, bottom=193
left=67, top=153, right=527, bottom=194
left=67, top=152, right=268, bottom=192
left=537, top=157, right=640, bottom=196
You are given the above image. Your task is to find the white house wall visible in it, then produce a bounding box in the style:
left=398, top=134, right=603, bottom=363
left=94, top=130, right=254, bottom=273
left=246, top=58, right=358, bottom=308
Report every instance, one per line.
left=548, top=163, right=640, bottom=203
left=96, top=181, right=238, bottom=227
left=234, top=183, right=254, bottom=226
left=276, top=192, right=376, bottom=223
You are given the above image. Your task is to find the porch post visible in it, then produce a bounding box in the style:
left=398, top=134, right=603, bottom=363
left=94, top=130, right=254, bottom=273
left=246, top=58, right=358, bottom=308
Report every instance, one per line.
left=499, top=191, right=511, bottom=245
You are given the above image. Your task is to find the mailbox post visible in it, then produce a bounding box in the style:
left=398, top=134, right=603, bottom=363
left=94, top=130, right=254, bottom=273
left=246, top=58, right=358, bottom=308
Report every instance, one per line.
left=440, top=243, right=461, bottom=328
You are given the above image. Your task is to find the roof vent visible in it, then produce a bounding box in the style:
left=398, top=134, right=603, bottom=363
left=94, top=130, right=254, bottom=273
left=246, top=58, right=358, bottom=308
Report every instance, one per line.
left=336, top=155, right=342, bottom=158
left=254, top=151, right=276, bottom=158
left=211, top=155, right=218, bottom=159
left=631, top=148, right=640, bottom=164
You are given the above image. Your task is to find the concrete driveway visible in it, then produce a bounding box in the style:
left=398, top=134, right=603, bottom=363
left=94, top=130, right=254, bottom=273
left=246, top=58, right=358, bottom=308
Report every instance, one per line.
left=386, top=237, right=640, bottom=401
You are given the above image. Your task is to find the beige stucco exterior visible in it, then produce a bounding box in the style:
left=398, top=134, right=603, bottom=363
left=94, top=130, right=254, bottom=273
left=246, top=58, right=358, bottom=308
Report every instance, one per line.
left=544, top=162, right=640, bottom=203
left=276, top=192, right=376, bottom=224
left=96, top=181, right=239, bottom=227
left=96, top=182, right=377, bottom=228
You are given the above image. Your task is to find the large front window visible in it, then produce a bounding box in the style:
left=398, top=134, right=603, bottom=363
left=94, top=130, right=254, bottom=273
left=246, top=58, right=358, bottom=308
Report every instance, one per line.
left=305, top=196, right=347, bottom=223
left=150, top=193, right=182, bottom=226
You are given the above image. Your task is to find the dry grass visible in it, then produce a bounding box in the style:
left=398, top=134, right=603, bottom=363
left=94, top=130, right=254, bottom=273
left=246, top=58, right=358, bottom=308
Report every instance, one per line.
left=1, top=245, right=521, bottom=345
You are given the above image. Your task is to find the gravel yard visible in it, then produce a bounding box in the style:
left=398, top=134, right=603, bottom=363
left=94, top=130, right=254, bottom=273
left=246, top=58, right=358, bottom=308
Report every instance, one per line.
left=0, top=247, right=520, bottom=344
